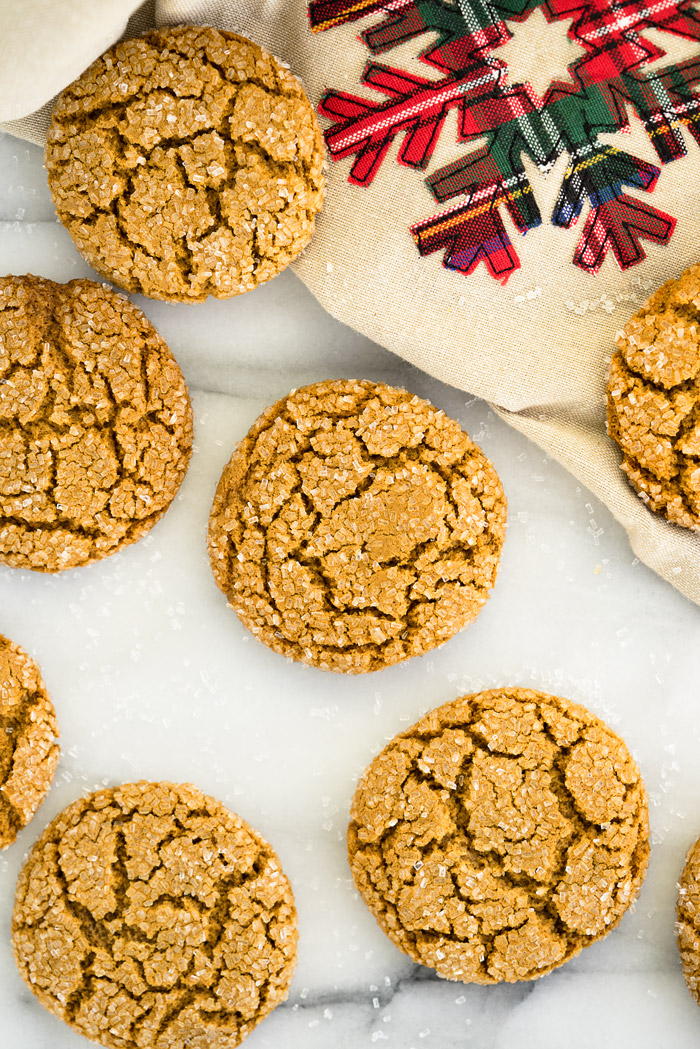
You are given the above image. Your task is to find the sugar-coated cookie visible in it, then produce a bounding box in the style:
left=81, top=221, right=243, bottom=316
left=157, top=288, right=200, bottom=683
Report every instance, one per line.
left=0, top=634, right=59, bottom=848
left=608, top=263, right=700, bottom=529
left=12, top=781, right=297, bottom=1049
left=677, top=833, right=700, bottom=1005
left=208, top=380, right=506, bottom=673
left=0, top=275, right=192, bottom=571
left=46, top=26, right=325, bottom=303
left=348, top=688, right=649, bottom=982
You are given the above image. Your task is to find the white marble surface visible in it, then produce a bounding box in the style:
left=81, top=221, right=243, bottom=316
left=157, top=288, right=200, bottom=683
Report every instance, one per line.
left=0, top=129, right=700, bottom=1049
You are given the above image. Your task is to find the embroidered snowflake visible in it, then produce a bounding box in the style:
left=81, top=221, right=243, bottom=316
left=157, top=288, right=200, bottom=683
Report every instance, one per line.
left=309, top=0, right=700, bottom=282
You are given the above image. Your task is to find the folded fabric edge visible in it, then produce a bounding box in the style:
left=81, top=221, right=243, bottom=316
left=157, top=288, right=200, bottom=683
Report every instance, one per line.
left=493, top=404, right=700, bottom=608
left=0, top=105, right=54, bottom=148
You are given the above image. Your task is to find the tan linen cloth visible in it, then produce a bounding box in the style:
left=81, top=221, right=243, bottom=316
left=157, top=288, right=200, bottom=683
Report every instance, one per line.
left=1, top=0, right=698, bottom=604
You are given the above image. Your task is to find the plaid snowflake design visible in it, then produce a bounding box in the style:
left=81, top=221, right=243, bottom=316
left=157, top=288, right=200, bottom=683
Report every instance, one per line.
left=309, top=0, right=700, bottom=281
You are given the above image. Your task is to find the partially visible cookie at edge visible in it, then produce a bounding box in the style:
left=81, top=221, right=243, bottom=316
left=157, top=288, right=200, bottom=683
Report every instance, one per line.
left=0, top=275, right=193, bottom=571
left=12, top=780, right=297, bottom=1049
left=607, top=263, right=700, bottom=529
left=207, top=379, right=507, bottom=673
left=46, top=25, right=325, bottom=303
left=348, top=687, right=649, bottom=983
left=677, top=833, right=700, bottom=1005
left=0, top=634, right=59, bottom=848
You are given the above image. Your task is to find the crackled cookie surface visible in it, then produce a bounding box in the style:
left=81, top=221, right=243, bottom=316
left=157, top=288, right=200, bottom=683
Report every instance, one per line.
left=208, top=380, right=506, bottom=673
left=677, top=834, right=700, bottom=1005
left=0, top=634, right=59, bottom=849
left=608, top=263, right=700, bottom=529
left=12, top=781, right=297, bottom=1049
left=0, top=275, right=192, bottom=571
left=348, top=688, right=649, bottom=983
left=46, top=25, right=325, bottom=303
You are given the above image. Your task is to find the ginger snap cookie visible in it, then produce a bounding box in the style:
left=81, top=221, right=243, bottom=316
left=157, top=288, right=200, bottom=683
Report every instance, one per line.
left=207, top=380, right=506, bottom=674
left=607, top=263, right=700, bottom=529
left=0, top=634, right=59, bottom=849
left=46, top=25, right=325, bottom=303
left=676, top=833, right=700, bottom=1004
left=0, top=275, right=192, bottom=571
left=348, top=687, right=649, bottom=983
left=12, top=781, right=297, bottom=1049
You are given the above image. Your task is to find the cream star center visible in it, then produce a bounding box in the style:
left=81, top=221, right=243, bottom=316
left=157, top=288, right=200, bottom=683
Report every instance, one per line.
left=497, top=8, right=586, bottom=98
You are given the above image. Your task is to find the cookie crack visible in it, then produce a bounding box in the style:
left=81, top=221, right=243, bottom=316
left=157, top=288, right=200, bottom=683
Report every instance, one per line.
left=189, top=54, right=290, bottom=100
left=618, top=350, right=700, bottom=398
left=670, top=301, right=700, bottom=332
left=152, top=989, right=199, bottom=1042
left=0, top=687, right=42, bottom=772
left=0, top=357, right=43, bottom=388
left=675, top=400, right=700, bottom=455
left=63, top=951, right=97, bottom=1023
left=0, top=513, right=109, bottom=538
left=623, top=454, right=700, bottom=523
left=0, top=789, right=22, bottom=840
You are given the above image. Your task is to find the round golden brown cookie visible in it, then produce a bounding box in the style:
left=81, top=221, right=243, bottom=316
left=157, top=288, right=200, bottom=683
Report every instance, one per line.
left=0, top=275, right=192, bottom=571
left=676, top=834, right=700, bottom=1004
left=207, top=380, right=506, bottom=674
left=607, top=263, right=700, bottom=529
left=0, top=634, right=59, bottom=849
left=348, top=687, right=649, bottom=983
left=45, top=25, right=325, bottom=303
left=12, top=780, right=297, bottom=1049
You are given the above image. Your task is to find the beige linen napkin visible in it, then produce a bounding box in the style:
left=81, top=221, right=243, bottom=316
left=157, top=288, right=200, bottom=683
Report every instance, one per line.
left=1, top=0, right=698, bottom=604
